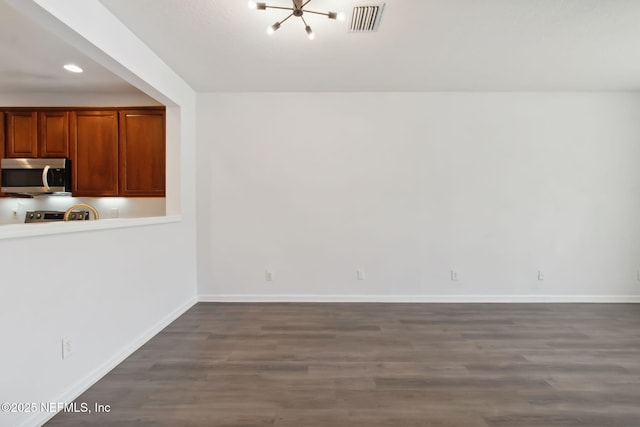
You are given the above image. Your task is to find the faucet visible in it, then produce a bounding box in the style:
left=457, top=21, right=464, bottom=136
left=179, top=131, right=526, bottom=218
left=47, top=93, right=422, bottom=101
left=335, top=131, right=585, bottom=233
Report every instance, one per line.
left=64, top=203, right=99, bottom=221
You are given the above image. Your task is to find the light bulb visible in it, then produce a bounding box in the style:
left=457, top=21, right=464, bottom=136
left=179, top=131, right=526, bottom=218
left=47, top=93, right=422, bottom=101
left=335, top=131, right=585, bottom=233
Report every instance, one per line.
left=267, top=22, right=280, bottom=35
left=248, top=1, right=257, bottom=9
left=305, top=25, right=315, bottom=40
left=337, top=12, right=346, bottom=21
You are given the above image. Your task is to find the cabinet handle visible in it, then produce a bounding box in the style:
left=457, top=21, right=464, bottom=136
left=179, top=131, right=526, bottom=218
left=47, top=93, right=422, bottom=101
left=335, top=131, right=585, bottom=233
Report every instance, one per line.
left=42, top=165, right=51, bottom=191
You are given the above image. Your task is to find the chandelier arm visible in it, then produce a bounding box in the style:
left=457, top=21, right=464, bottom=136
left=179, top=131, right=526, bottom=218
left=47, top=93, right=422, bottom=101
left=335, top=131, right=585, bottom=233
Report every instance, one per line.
left=301, top=15, right=309, bottom=26
left=301, top=0, right=313, bottom=8
left=264, top=5, right=295, bottom=11
left=303, top=10, right=330, bottom=17
left=280, top=12, right=295, bottom=24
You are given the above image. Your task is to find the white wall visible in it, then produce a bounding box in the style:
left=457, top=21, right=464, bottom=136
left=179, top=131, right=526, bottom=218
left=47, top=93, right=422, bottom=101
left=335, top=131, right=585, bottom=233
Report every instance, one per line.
left=197, top=92, right=640, bottom=302
left=0, top=2, right=197, bottom=427
left=0, top=91, right=160, bottom=107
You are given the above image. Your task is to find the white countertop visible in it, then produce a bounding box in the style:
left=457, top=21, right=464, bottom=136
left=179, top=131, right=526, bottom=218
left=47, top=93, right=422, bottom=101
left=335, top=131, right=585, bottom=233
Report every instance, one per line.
left=0, top=215, right=182, bottom=240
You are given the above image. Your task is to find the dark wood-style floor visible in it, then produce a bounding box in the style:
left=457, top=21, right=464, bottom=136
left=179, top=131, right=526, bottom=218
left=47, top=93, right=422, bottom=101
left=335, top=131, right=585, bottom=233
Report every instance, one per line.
left=46, top=303, right=640, bottom=427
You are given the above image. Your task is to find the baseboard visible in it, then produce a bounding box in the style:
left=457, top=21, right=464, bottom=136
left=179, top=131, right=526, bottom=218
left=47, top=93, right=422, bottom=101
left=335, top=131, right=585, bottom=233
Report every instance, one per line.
left=199, top=294, right=640, bottom=303
left=22, top=296, right=198, bottom=427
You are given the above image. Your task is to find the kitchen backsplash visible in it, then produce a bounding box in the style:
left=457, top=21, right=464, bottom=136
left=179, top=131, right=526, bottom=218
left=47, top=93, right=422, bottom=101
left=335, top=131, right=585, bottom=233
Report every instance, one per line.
left=0, top=197, right=165, bottom=225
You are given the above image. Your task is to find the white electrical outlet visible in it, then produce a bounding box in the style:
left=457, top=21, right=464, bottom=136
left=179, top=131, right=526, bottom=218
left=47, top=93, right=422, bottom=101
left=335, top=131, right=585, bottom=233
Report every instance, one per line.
left=12, top=202, right=24, bottom=218
left=265, top=271, right=274, bottom=281
left=62, top=336, right=73, bottom=360
left=357, top=270, right=365, bottom=280
left=110, top=208, right=119, bottom=218
left=450, top=270, right=459, bottom=282
left=538, top=270, right=545, bottom=281
left=637, top=270, right=640, bottom=282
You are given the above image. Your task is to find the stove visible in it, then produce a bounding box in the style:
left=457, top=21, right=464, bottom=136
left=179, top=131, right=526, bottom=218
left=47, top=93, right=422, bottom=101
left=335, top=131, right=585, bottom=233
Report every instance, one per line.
left=25, top=210, right=90, bottom=223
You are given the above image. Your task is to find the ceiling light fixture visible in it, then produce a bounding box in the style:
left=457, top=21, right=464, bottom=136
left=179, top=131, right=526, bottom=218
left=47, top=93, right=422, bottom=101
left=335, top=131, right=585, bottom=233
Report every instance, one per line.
left=249, top=0, right=343, bottom=39
left=63, top=64, right=83, bottom=73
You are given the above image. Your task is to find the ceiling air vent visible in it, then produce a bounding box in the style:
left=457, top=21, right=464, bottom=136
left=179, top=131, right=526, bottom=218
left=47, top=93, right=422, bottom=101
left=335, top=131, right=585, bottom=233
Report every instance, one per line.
left=349, top=4, right=385, bottom=33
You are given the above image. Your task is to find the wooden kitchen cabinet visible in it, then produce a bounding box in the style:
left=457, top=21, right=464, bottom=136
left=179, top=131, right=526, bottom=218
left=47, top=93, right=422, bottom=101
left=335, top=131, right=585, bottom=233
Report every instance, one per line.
left=119, top=109, right=165, bottom=196
left=70, top=110, right=119, bottom=196
left=2, top=106, right=165, bottom=198
left=39, top=111, right=69, bottom=157
left=4, top=110, right=69, bottom=158
left=5, top=111, right=38, bottom=158
left=0, top=112, right=5, bottom=197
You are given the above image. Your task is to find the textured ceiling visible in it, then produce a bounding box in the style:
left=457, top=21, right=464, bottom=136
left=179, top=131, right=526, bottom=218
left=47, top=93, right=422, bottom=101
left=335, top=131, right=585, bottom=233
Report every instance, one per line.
left=98, top=0, right=640, bottom=92
left=0, top=0, right=142, bottom=94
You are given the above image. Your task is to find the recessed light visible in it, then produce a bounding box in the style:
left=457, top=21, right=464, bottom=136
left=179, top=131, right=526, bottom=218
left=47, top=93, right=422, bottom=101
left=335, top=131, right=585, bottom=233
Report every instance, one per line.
left=63, top=64, right=83, bottom=73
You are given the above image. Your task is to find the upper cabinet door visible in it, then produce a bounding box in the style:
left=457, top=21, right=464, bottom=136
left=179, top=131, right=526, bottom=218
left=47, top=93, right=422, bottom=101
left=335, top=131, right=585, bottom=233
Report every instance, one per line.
left=0, top=112, right=5, bottom=196
left=70, top=111, right=119, bottom=197
left=6, top=111, right=38, bottom=158
left=39, top=111, right=69, bottom=158
left=118, top=109, right=166, bottom=196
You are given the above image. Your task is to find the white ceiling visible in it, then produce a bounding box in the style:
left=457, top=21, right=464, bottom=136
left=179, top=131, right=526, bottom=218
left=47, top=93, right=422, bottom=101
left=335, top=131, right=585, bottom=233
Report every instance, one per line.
left=97, top=0, right=640, bottom=92
left=2, top=0, right=640, bottom=93
left=0, top=0, right=142, bottom=94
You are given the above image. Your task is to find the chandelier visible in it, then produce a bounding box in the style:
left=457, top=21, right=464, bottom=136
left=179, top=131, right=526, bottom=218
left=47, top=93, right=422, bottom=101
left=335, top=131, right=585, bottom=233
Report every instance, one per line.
left=248, top=0, right=344, bottom=40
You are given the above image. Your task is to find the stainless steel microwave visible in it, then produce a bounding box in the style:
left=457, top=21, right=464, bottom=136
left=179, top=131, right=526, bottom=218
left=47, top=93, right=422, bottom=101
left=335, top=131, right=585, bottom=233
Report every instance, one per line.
left=1, top=158, right=71, bottom=195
